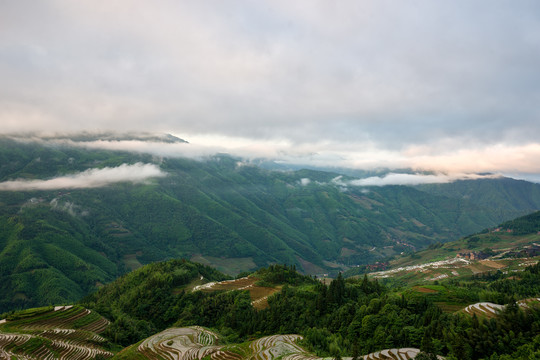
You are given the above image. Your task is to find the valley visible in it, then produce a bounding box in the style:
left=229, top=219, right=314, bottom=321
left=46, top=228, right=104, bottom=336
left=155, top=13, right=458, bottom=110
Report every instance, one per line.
left=2, top=136, right=540, bottom=312
left=2, top=136, right=540, bottom=359
left=366, top=211, right=540, bottom=286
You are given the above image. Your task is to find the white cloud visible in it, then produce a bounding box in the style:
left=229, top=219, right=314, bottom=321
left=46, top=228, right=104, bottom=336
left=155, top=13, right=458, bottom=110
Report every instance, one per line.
left=300, top=178, right=311, bottom=186
left=1, top=0, right=540, bottom=152
left=331, top=176, right=345, bottom=186
left=0, top=163, right=166, bottom=191
left=11, top=135, right=540, bottom=179
left=348, top=173, right=501, bottom=187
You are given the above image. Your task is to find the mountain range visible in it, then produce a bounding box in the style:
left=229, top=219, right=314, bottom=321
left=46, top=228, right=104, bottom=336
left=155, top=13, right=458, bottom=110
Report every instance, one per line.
left=2, top=168, right=540, bottom=358
left=1, top=134, right=540, bottom=312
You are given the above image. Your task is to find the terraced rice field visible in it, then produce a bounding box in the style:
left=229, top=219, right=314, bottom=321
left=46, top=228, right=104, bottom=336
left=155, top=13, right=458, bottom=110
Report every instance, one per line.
left=193, top=277, right=279, bottom=310
left=285, top=347, right=437, bottom=360
left=461, top=299, right=540, bottom=318
left=361, top=348, right=420, bottom=360
left=461, top=302, right=505, bottom=318
left=250, top=334, right=306, bottom=360
left=251, top=341, right=440, bottom=360
left=0, top=305, right=113, bottom=359
left=413, top=286, right=438, bottom=294
left=517, top=297, right=540, bottom=308
left=134, top=326, right=238, bottom=360
left=124, top=327, right=437, bottom=360
left=133, top=329, right=310, bottom=360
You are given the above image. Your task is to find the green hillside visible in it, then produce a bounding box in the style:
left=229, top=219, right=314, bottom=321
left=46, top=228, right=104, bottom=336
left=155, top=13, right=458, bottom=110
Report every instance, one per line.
left=82, top=259, right=230, bottom=345
left=355, top=211, right=540, bottom=289
left=387, top=210, right=540, bottom=268
left=1, top=136, right=540, bottom=312
left=0, top=304, right=115, bottom=359
left=99, top=259, right=540, bottom=360
left=498, top=210, right=540, bottom=234
left=3, top=259, right=540, bottom=359
left=417, top=178, right=540, bottom=218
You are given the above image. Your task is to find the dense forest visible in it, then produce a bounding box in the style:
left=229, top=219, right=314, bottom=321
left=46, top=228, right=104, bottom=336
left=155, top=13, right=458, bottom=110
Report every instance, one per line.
left=498, top=210, right=540, bottom=235
left=75, top=260, right=540, bottom=360
left=3, top=136, right=540, bottom=312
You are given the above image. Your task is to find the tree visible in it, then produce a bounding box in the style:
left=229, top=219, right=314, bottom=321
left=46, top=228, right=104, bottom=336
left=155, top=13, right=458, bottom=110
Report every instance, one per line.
left=415, top=352, right=437, bottom=360
left=351, top=340, right=360, bottom=360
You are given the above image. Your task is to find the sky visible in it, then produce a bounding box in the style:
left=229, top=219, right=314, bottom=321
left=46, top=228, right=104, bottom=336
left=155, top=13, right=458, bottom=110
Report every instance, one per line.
left=1, top=1, right=540, bottom=181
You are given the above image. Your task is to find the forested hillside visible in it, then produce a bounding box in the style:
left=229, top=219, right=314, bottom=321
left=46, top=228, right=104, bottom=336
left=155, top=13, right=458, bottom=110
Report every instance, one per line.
left=417, top=178, right=540, bottom=218
left=97, top=260, right=540, bottom=359
left=65, top=261, right=540, bottom=359
left=1, top=135, right=540, bottom=312
left=3, top=258, right=540, bottom=359
left=359, top=209, right=540, bottom=285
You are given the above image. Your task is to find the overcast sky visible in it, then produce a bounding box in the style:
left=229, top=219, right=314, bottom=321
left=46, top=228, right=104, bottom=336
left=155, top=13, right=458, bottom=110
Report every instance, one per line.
left=1, top=1, right=540, bottom=178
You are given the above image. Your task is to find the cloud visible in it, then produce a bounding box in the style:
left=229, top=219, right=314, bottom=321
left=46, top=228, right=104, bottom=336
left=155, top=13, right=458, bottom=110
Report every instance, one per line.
left=347, top=173, right=500, bottom=187
left=299, top=178, right=311, bottom=186
left=1, top=0, right=540, bottom=153
left=50, top=198, right=88, bottom=216
left=8, top=134, right=540, bottom=180
left=0, top=163, right=166, bottom=191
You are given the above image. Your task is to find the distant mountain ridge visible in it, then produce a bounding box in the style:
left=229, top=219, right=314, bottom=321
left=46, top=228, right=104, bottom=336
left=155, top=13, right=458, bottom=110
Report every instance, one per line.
left=1, top=135, right=540, bottom=311
left=3, top=131, right=188, bottom=144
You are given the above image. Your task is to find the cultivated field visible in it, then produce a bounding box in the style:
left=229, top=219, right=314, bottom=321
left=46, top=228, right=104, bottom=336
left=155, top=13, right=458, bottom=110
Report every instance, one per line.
left=461, top=302, right=505, bottom=318
left=460, top=298, right=540, bottom=318
left=118, top=326, right=439, bottom=360
left=193, top=276, right=279, bottom=310
left=134, top=326, right=229, bottom=360
left=0, top=305, right=112, bottom=359
left=369, top=252, right=540, bottom=287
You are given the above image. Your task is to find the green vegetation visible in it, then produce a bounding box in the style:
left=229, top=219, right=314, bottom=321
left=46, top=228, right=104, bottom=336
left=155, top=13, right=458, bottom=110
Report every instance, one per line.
left=2, top=136, right=540, bottom=314
left=499, top=210, right=540, bottom=235
left=77, top=259, right=540, bottom=360
left=417, top=178, right=540, bottom=216
left=4, top=136, right=540, bottom=359
left=255, top=264, right=314, bottom=286
left=4, top=306, right=53, bottom=321
left=2, top=258, right=540, bottom=359
left=0, top=304, right=115, bottom=359
left=81, top=259, right=229, bottom=345
left=385, top=232, right=540, bottom=273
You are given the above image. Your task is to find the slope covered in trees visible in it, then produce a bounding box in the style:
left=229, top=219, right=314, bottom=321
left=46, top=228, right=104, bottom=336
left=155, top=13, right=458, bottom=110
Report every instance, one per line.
left=3, top=259, right=540, bottom=359
left=1, top=135, right=540, bottom=312
left=498, top=210, right=540, bottom=235
left=85, top=260, right=540, bottom=359
left=367, top=209, right=540, bottom=283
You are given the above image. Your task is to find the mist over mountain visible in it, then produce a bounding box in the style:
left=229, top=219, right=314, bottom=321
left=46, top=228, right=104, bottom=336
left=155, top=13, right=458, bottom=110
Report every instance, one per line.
left=0, top=134, right=540, bottom=312
left=2, top=3, right=540, bottom=358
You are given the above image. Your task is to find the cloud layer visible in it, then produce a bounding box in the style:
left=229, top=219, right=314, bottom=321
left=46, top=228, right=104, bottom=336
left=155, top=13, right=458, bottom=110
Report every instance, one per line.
left=0, top=163, right=166, bottom=191
left=11, top=136, right=540, bottom=178
left=1, top=1, right=540, bottom=176
left=347, top=173, right=500, bottom=187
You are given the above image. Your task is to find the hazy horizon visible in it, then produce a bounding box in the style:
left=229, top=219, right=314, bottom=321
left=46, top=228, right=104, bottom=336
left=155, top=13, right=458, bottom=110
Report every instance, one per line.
left=2, top=1, right=540, bottom=181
